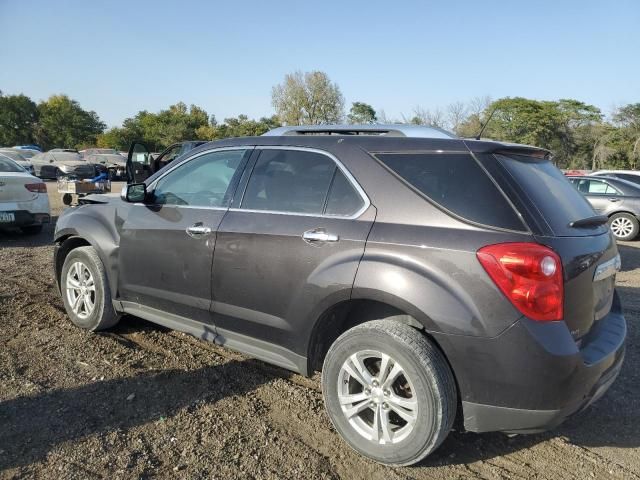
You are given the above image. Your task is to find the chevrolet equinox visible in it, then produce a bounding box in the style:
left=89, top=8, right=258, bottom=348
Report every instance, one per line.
left=54, top=125, right=627, bottom=466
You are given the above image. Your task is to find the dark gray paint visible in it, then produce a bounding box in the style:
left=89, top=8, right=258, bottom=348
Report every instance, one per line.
left=54, top=134, right=626, bottom=435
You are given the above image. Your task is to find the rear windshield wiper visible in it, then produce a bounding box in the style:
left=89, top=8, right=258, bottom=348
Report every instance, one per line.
left=568, top=215, right=609, bottom=228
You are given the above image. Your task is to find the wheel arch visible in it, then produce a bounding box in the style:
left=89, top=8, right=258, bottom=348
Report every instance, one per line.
left=607, top=209, right=638, bottom=218
left=54, top=222, right=119, bottom=296
left=307, top=297, right=445, bottom=373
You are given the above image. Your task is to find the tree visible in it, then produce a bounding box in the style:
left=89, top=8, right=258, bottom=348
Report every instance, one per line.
left=34, top=95, right=105, bottom=150
left=409, top=106, right=445, bottom=128
left=272, top=71, right=344, bottom=125
left=612, top=103, right=640, bottom=168
left=196, top=115, right=280, bottom=140
left=96, top=126, right=141, bottom=151
left=0, top=92, right=39, bottom=146
left=347, top=102, right=377, bottom=124
left=612, top=103, right=640, bottom=130
left=456, top=97, right=604, bottom=168
left=98, top=102, right=210, bottom=152
left=446, top=101, right=468, bottom=135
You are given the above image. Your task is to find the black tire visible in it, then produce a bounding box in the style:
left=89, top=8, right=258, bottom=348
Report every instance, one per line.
left=609, top=212, right=639, bottom=241
left=60, top=246, right=120, bottom=331
left=322, top=320, right=457, bottom=466
left=20, top=224, right=43, bottom=235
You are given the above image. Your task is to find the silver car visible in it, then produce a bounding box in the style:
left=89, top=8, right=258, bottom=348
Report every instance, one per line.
left=568, top=175, right=640, bottom=240
left=30, top=151, right=105, bottom=180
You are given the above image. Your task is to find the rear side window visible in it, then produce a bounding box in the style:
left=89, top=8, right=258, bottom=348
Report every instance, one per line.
left=0, top=156, right=23, bottom=172
left=325, top=169, right=365, bottom=216
left=376, top=152, right=525, bottom=231
left=497, top=154, right=598, bottom=236
left=242, top=149, right=336, bottom=214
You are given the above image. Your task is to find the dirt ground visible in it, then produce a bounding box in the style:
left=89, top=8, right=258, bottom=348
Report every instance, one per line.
left=1, top=182, right=639, bottom=479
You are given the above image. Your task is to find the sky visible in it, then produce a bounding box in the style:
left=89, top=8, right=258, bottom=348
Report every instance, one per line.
left=1, top=0, right=639, bottom=128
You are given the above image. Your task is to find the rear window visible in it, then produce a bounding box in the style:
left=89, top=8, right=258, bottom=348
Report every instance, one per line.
left=0, top=157, right=23, bottom=172
left=376, top=152, right=525, bottom=231
left=496, top=154, right=598, bottom=236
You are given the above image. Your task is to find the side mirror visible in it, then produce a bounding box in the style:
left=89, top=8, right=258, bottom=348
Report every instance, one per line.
left=121, top=183, right=147, bottom=203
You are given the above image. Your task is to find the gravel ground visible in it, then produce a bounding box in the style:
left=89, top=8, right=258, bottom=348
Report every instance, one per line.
left=0, top=182, right=639, bottom=479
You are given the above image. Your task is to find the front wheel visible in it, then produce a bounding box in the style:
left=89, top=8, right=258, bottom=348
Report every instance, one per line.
left=60, top=246, right=121, bottom=331
left=609, top=212, right=639, bottom=241
left=321, top=320, right=457, bottom=466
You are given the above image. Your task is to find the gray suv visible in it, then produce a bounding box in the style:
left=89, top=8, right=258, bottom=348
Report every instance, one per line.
left=54, top=125, right=626, bottom=466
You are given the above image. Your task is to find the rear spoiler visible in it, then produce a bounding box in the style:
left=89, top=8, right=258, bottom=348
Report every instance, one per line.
left=463, top=139, right=552, bottom=160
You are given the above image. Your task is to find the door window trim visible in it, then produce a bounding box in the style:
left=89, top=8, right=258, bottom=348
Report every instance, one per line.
left=230, top=146, right=371, bottom=219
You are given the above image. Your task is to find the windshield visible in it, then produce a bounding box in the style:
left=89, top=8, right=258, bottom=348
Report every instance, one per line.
left=496, top=154, right=603, bottom=236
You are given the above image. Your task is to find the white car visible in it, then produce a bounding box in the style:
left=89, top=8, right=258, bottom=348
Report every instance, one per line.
left=0, top=156, right=51, bottom=234
left=0, top=149, right=35, bottom=175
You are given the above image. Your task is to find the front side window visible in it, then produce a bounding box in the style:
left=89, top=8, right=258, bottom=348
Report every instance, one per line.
left=241, top=149, right=336, bottom=214
left=152, top=149, right=247, bottom=207
left=377, top=152, right=525, bottom=231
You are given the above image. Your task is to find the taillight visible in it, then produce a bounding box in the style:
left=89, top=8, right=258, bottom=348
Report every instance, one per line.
left=25, top=182, right=47, bottom=193
left=477, top=242, right=563, bottom=321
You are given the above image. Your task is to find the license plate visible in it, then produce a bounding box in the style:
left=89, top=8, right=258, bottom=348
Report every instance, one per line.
left=0, top=212, right=15, bottom=223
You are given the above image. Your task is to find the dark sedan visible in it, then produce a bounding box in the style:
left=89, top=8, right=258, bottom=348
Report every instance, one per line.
left=568, top=175, right=640, bottom=240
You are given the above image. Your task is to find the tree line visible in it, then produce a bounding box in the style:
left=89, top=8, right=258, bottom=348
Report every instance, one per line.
left=1, top=71, right=638, bottom=169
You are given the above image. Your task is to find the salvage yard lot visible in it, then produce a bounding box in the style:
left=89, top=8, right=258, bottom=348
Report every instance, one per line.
left=1, top=183, right=639, bottom=479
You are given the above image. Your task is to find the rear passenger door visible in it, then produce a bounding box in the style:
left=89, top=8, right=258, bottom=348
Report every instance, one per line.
left=210, top=147, right=375, bottom=363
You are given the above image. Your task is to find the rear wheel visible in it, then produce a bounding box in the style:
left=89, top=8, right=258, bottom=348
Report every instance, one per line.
left=60, top=246, right=120, bottom=331
left=321, top=320, right=457, bottom=466
left=609, top=213, right=639, bottom=241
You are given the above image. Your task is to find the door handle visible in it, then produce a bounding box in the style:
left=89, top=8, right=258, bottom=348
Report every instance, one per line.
left=302, top=229, right=339, bottom=243
left=186, top=223, right=212, bottom=238
left=608, top=198, right=620, bottom=202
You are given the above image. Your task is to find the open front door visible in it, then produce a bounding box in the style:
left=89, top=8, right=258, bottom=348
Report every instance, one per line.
left=126, top=142, right=153, bottom=184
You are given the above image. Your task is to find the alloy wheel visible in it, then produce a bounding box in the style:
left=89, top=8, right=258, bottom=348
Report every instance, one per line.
left=337, top=350, right=418, bottom=445
left=611, top=217, right=634, bottom=238
left=65, top=261, right=96, bottom=320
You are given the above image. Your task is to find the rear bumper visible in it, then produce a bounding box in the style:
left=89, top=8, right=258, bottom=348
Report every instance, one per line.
left=434, top=292, right=627, bottom=433
left=462, top=343, right=625, bottom=433
left=0, top=210, right=51, bottom=228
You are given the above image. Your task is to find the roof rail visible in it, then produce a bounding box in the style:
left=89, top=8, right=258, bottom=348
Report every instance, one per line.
left=262, top=124, right=457, bottom=139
